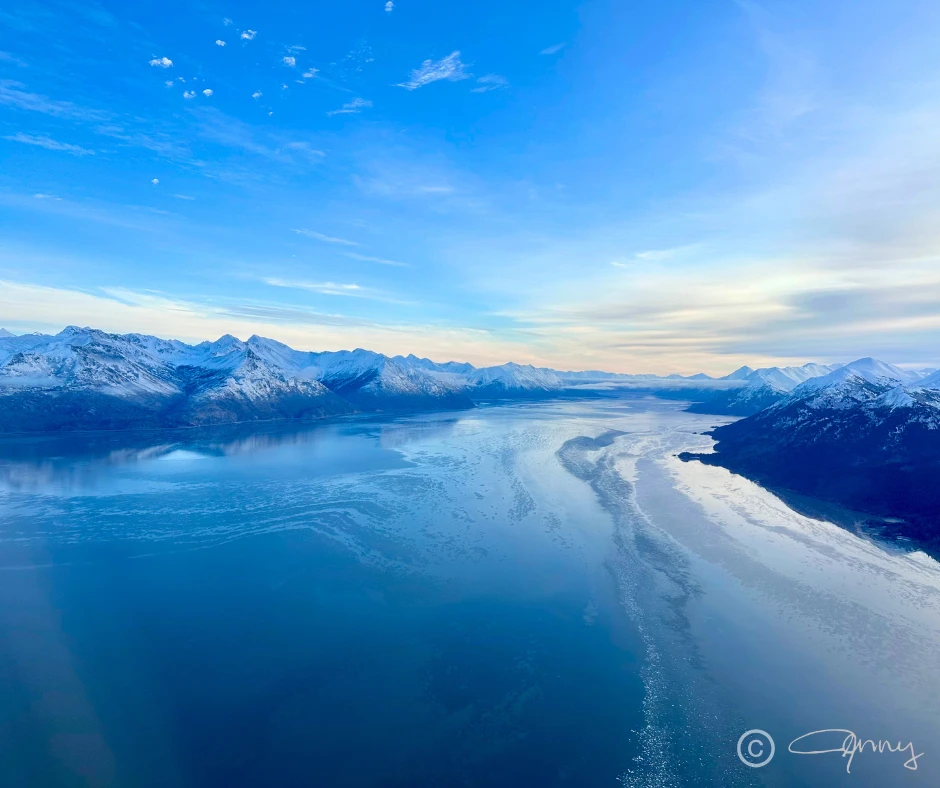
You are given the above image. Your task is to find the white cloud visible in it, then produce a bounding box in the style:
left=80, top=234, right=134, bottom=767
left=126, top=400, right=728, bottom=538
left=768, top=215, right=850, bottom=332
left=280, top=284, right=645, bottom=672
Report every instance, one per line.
left=397, top=51, right=470, bottom=90
left=302, top=69, right=318, bottom=78
left=287, top=45, right=306, bottom=53
left=202, top=89, right=213, bottom=97
left=149, top=57, right=173, bottom=68
left=4, top=132, right=94, bottom=155
left=241, top=30, right=257, bottom=41
left=471, top=74, right=508, bottom=93
left=327, top=97, right=372, bottom=116
left=251, top=91, right=262, bottom=99
left=215, top=40, right=226, bottom=47
left=385, top=1, right=394, bottom=11
left=151, top=178, right=159, bottom=184
left=33, top=193, right=62, bottom=200
left=165, top=80, right=174, bottom=87
left=345, top=252, right=409, bottom=267
left=540, top=43, right=565, bottom=55
left=173, top=194, right=194, bottom=200
left=282, top=56, right=296, bottom=67
left=223, top=17, right=233, bottom=26
left=183, top=90, right=196, bottom=99
left=292, top=229, right=360, bottom=246
left=263, top=278, right=363, bottom=297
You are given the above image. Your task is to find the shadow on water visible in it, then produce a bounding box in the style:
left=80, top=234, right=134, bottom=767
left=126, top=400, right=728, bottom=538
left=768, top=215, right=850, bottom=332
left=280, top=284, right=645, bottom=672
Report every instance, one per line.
left=0, top=414, right=465, bottom=492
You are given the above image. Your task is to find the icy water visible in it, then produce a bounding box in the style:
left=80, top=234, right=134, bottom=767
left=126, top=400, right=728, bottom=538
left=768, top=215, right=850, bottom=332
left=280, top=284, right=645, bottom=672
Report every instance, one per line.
left=1, top=399, right=939, bottom=787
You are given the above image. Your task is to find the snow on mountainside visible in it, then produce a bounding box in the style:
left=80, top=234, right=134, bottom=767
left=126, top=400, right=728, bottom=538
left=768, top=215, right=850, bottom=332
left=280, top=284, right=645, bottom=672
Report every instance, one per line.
left=720, top=366, right=754, bottom=381
left=468, top=362, right=563, bottom=394
left=914, top=368, right=940, bottom=389
left=683, top=357, right=940, bottom=545
left=688, top=362, right=841, bottom=415
left=0, top=328, right=470, bottom=431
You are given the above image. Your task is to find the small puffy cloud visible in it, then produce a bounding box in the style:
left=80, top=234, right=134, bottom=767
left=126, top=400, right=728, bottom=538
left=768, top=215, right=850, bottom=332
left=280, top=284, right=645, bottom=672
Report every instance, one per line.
left=397, top=51, right=470, bottom=90
left=5, top=132, right=94, bottom=155
left=302, top=69, right=318, bottom=78
left=223, top=17, right=233, bottom=25
left=540, top=42, right=565, bottom=55
left=165, top=80, right=174, bottom=87
left=151, top=178, right=159, bottom=184
left=282, top=56, right=296, bottom=67
left=251, top=91, right=262, bottom=99
left=149, top=56, right=173, bottom=68
left=241, top=29, right=257, bottom=40
left=183, top=90, right=196, bottom=99
left=385, top=1, right=394, bottom=11
left=215, top=40, right=226, bottom=47
left=471, top=74, right=508, bottom=93
left=202, top=88, right=213, bottom=97
left=327, top=97, right=372, bottom=116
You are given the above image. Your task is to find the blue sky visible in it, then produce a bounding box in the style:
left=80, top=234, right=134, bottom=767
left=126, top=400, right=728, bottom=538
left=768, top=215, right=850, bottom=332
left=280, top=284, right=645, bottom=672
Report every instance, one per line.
left=2, top=0, right=940, bottom=373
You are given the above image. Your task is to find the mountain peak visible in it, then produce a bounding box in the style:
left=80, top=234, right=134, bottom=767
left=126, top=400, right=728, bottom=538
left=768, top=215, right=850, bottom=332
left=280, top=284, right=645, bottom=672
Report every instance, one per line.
left=0, top=328, right=15, bottom=338
left=721, top=365, right=754, bottom=380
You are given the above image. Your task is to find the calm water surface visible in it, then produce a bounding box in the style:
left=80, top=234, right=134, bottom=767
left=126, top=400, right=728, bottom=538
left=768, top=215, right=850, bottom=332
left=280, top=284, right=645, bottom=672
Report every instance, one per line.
left=1, top=400, right=939, bottom=787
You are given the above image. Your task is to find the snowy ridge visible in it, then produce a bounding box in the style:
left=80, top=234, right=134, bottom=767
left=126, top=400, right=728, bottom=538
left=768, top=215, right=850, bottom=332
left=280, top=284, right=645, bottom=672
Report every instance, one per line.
left=1, top=327, right=936, bottom=430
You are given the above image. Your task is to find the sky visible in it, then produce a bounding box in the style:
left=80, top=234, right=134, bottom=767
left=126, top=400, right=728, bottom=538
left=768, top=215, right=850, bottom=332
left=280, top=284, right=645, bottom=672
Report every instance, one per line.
left=1, top=0, right=940, bottom=374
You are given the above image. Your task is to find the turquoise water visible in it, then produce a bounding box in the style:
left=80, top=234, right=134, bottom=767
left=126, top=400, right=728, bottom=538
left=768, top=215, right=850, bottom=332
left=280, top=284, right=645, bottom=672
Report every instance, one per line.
left=2, top=400, right=939, bottom=787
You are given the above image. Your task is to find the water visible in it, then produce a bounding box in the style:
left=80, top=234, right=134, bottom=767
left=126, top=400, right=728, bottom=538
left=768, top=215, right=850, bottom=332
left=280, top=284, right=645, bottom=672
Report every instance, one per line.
left=1, top=399, right=938, bottom=787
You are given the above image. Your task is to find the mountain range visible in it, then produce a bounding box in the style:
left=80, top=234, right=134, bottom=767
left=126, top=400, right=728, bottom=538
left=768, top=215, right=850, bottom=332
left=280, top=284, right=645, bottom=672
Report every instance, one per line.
left=3, top=326, right=939, bottom=544
left=682, top=357, right=940, bottom=548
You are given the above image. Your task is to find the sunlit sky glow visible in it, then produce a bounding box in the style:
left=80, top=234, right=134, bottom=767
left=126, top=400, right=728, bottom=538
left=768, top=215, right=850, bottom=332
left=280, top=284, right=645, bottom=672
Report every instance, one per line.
left=2, top=0, right=940, bottom=374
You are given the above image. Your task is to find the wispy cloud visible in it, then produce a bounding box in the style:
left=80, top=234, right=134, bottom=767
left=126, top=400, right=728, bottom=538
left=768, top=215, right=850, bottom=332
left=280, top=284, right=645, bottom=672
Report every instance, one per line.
left=292, top=229, right=360, bottom=246
left=471, top=74, right=508, bottom=93
left=397, top=51, right=470, bottom=90
left=282, top=56, right=296, bottom=67
left=173, top=194, right=194, bottom=200
left=327, top=97, right=372, bottom=116
left=0, top=80, right=107, bottom=121
left=345, top=252, right=409, bottom=267
left=283, top=141, right=326, bottom=160
left=4, top=132, right=94, bottom=155
left=251, top=90, right=262, bottom=99
left=241, top=29, right=257, bottom=41
left=302, top=69, right=318, bottom=79
left=0, top=51, right=26, bottom=66
left=263, top=277, right=363, bottom=296
left=540, top=43, right=566, bottom=55
left=183, top=90, right=195, bottom=99
left=149, top=56, right=173, bottom=68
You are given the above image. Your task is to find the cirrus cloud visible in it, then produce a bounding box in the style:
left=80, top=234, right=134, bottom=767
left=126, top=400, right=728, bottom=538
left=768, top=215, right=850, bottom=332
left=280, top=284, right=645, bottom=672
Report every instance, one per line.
left=397, top=51, right=470, bottom=90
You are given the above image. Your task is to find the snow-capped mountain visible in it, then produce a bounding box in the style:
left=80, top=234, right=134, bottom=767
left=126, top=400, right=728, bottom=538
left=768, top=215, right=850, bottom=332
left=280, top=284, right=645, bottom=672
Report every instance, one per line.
left=467, top=362, right=564, bottom=395
left=688, top=362, right=842, bottom=415
left=683, top=357, right=940, bottom=542
left=0, top=328, right=471, bottom=431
